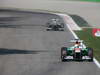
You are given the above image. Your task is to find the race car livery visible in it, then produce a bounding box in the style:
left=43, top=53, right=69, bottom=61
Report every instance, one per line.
left=46, top=18, right=64, bottom=31
left=61, top=39, right=93, bottom=61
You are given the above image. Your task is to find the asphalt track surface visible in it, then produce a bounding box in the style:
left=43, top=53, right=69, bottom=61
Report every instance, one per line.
left=0, top=11, right=100, bottom=75
left=0, top=0, right=100, bottom=27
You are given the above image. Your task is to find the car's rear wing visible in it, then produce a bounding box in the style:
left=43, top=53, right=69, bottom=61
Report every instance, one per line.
left=70, top=39, right=83, bottom=43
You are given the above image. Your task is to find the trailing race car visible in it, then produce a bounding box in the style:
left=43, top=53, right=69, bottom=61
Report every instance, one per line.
left=61, top=39, right=93, bottom=62
left=46, top=18, right=64, bottom=31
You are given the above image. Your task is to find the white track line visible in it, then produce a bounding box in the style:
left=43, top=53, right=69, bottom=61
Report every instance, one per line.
left=94, top=58, right=100, bottom=68
left=56, top=13, right=100, bottom=69
left=56, top=13, right=82, bottom=30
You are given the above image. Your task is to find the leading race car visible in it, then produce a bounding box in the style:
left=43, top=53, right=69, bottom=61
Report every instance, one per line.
left=61, top=39, right=93, bottom=62
left=46, top=18, right=64, bottom=31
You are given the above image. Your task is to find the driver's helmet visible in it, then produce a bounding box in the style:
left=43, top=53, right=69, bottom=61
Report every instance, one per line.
left=74, top=41, right=81, bottom=48
left=75, top=41, right=81, bottom=45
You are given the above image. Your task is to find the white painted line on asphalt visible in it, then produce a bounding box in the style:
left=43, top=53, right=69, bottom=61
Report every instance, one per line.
left=94, top=58, right=100, bottom=68
left=56, top=13, right=100, bottom=69
left=56, top=13, right=82, bottom=30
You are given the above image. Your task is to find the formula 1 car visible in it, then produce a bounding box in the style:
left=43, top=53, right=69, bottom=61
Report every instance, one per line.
left=46, top=19, right=64, bottom=31
left=61, top=39, right=93, bottom=62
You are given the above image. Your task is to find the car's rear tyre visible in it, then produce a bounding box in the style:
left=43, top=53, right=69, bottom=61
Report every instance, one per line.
left=61, top=47, right=67, bottom=62
left=87, top=47, right=93, bottom=62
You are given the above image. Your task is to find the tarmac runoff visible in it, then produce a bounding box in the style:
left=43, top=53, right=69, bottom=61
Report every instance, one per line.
left=55, top=13, right=100, bottom=69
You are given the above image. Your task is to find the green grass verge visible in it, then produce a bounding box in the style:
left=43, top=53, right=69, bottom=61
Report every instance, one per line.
left=81, top=0, right=100, bottom=2
left=75, top=28, right=100, bottom=62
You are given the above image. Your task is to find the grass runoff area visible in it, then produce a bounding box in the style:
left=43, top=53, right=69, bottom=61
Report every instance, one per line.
left=75, top=28, right=100, bottom=62
left=81, top=0, right=100, bottom=2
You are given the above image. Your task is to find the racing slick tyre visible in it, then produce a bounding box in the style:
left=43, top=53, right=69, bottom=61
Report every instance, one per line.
left=87, top=47, right=93, bottom=62
left=61, top=47, right=67, bottom=62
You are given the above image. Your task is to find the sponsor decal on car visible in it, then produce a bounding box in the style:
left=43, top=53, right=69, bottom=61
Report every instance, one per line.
left=75, top=48, right=81, bottom=53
